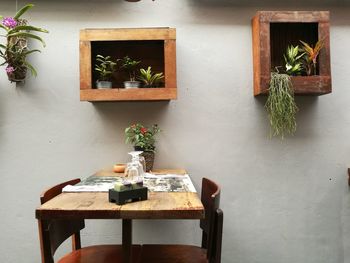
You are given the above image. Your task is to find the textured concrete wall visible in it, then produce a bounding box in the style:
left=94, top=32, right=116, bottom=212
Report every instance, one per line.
left=1, top=1, right=350, bottom=262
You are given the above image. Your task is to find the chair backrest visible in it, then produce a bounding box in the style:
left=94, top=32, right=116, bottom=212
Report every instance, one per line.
left=199, top=177, right=221, bottom=262
left=38, top=179, right=85, bottom=263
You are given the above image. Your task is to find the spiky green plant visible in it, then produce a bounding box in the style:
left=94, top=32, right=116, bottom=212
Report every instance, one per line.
left=265, top=72, right=298, bottom=138
left=284, top=45, right=304, bottom=76
left=0, top=4, right=48, bottom=81
left=300, top=39, right=324, bottom=76
left=138, top=66, right=164, bottom=88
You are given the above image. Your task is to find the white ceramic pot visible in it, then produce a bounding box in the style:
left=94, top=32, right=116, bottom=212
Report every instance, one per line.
left=96, top=81, right=112, bottom=89
left=124, top=81, right=141, bottom=89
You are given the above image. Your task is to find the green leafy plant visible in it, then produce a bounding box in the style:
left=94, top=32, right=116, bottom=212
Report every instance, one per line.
left=119, top=56, right=141, bottom=81
left=95, top=55, right=117, bottom=81
left=0, top=4, right=49, bottom=82
left=300, top=39, right=324, bottom=76
left=138, top=66, right=164, bottom=88
left=265, top=72, right=298, bottom=138
left=125, top=123, right=160, bottom=152
left=284, top=45, right=304, bottom=76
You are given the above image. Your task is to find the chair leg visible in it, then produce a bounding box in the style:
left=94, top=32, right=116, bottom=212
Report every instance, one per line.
left=122, top=219, right=133, bottom=263
left=201, top=232, right=208, bottom=249
left=72, top=232, right=81, bottom=250
left=38, top=220, right=54, bottom=263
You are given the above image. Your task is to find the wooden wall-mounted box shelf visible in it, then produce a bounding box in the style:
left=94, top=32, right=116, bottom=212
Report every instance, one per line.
left=252, top=11, right=331, bottom=96
left=80, top=28, right=177, bottom=102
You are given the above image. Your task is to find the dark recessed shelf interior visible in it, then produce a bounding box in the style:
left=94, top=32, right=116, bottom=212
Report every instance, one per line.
left=270, top=22, right=319, bottom=74
left=91, top=40, right=165, bottom=88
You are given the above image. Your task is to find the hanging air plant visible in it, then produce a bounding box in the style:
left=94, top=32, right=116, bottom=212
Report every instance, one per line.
left=265, top=72, right=298, bottom=138
left=0, top=4, right=49, bottom=83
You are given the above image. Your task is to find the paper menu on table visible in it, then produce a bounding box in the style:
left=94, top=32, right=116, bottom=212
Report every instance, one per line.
left=62, top=173, right=197, bottom=193
left=143, top=173, right=197, bottom=192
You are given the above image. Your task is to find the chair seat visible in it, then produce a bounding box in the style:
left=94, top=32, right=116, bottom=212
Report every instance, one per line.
left=139, top=245, right=208, bottom=263
left=58, top=245, right=142, bottom=263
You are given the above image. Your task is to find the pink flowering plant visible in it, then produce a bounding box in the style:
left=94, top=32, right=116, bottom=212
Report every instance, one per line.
left=0, top=4, right=48, bottom=82
left=125, top=123, right=160, bottom=152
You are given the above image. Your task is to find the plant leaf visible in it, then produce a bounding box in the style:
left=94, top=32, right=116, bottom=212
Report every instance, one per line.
left=9, top=25, right=49, bottom=34
left=23, top=60, right=37, bottom=77
left=14, top=4, right=34, bottom=19
left=0, top=24, right=8, bottom=31
left=22, top=49, right=41, bottom=56
left=7, top=32, right=46, bottom=47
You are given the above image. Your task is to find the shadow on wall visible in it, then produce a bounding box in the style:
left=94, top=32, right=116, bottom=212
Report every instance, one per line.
left=91, top=100, right=170, bottom=130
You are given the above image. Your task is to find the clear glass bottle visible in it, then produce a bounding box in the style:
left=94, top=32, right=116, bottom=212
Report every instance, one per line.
left=125, top=151, right=144, bottom=182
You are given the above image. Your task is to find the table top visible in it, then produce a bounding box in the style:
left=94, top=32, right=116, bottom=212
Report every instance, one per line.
left=35, top=169, right=204, bottom=220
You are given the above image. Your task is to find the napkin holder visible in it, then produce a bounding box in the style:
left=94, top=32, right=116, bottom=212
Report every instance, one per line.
left=109, top=187, right=148, bottom=205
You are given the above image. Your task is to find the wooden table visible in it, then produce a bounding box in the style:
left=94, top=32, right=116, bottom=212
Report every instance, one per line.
left=35, top=169, right=204, bottom=263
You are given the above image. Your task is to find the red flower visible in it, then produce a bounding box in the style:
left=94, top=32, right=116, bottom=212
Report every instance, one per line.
left=140, top=127, right=148, bottom=134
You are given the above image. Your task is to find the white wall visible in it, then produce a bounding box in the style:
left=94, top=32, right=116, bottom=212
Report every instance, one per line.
left=1, top=1, right=350, bottom=262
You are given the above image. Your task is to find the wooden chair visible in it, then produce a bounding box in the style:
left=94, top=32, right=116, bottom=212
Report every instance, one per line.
left=37, top=178, right=142, bottom=263
left=139, top=177, right=224, bottom=263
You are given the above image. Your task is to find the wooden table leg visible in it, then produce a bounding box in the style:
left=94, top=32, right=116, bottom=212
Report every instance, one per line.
left=122, top=219, right=132, bottom=263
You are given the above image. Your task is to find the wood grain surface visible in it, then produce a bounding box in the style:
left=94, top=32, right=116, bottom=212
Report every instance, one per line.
left=36, top=169, right=204, bottom=220
left=80, top=88, right=177, bottom=101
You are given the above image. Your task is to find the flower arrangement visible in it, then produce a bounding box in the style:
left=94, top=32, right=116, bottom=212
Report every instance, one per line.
left=125, top=123, right=160, bottom=152
left=0, top=4, right=49, bottom=82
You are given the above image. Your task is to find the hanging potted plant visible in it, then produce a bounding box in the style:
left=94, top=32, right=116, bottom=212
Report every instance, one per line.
left=95, top=55, right=117, bottom=89
left=119, top=55, right=141, bottom=88
left=0, top=4, right=48, bottom=83
left=265, top=40, right=324, bottom=138
left=265, top=71, right=298, bottom=138
left=125, top=123, right=160, bottom=171
left=138, top=66, right=164, bottom=88
left=265, top=45, right=301, bottom=138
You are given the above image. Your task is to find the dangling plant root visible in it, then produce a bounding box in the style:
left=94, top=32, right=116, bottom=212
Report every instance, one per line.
left=265, top=72, right=298, bottom=138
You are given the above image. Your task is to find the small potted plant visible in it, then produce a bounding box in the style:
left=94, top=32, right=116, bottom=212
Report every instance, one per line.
left=284, top=45, right=304, bottom=76
left=125, top=123, right=160, bottom=171
left=0, top=4, right=49, bottom=83
left=95, top=55, right=117, bottom=89
left=120, top=56, right=141, bottom=88
left=300, top=39, right=324, bottom=76
left=138, top=66, right=164, bottom=88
